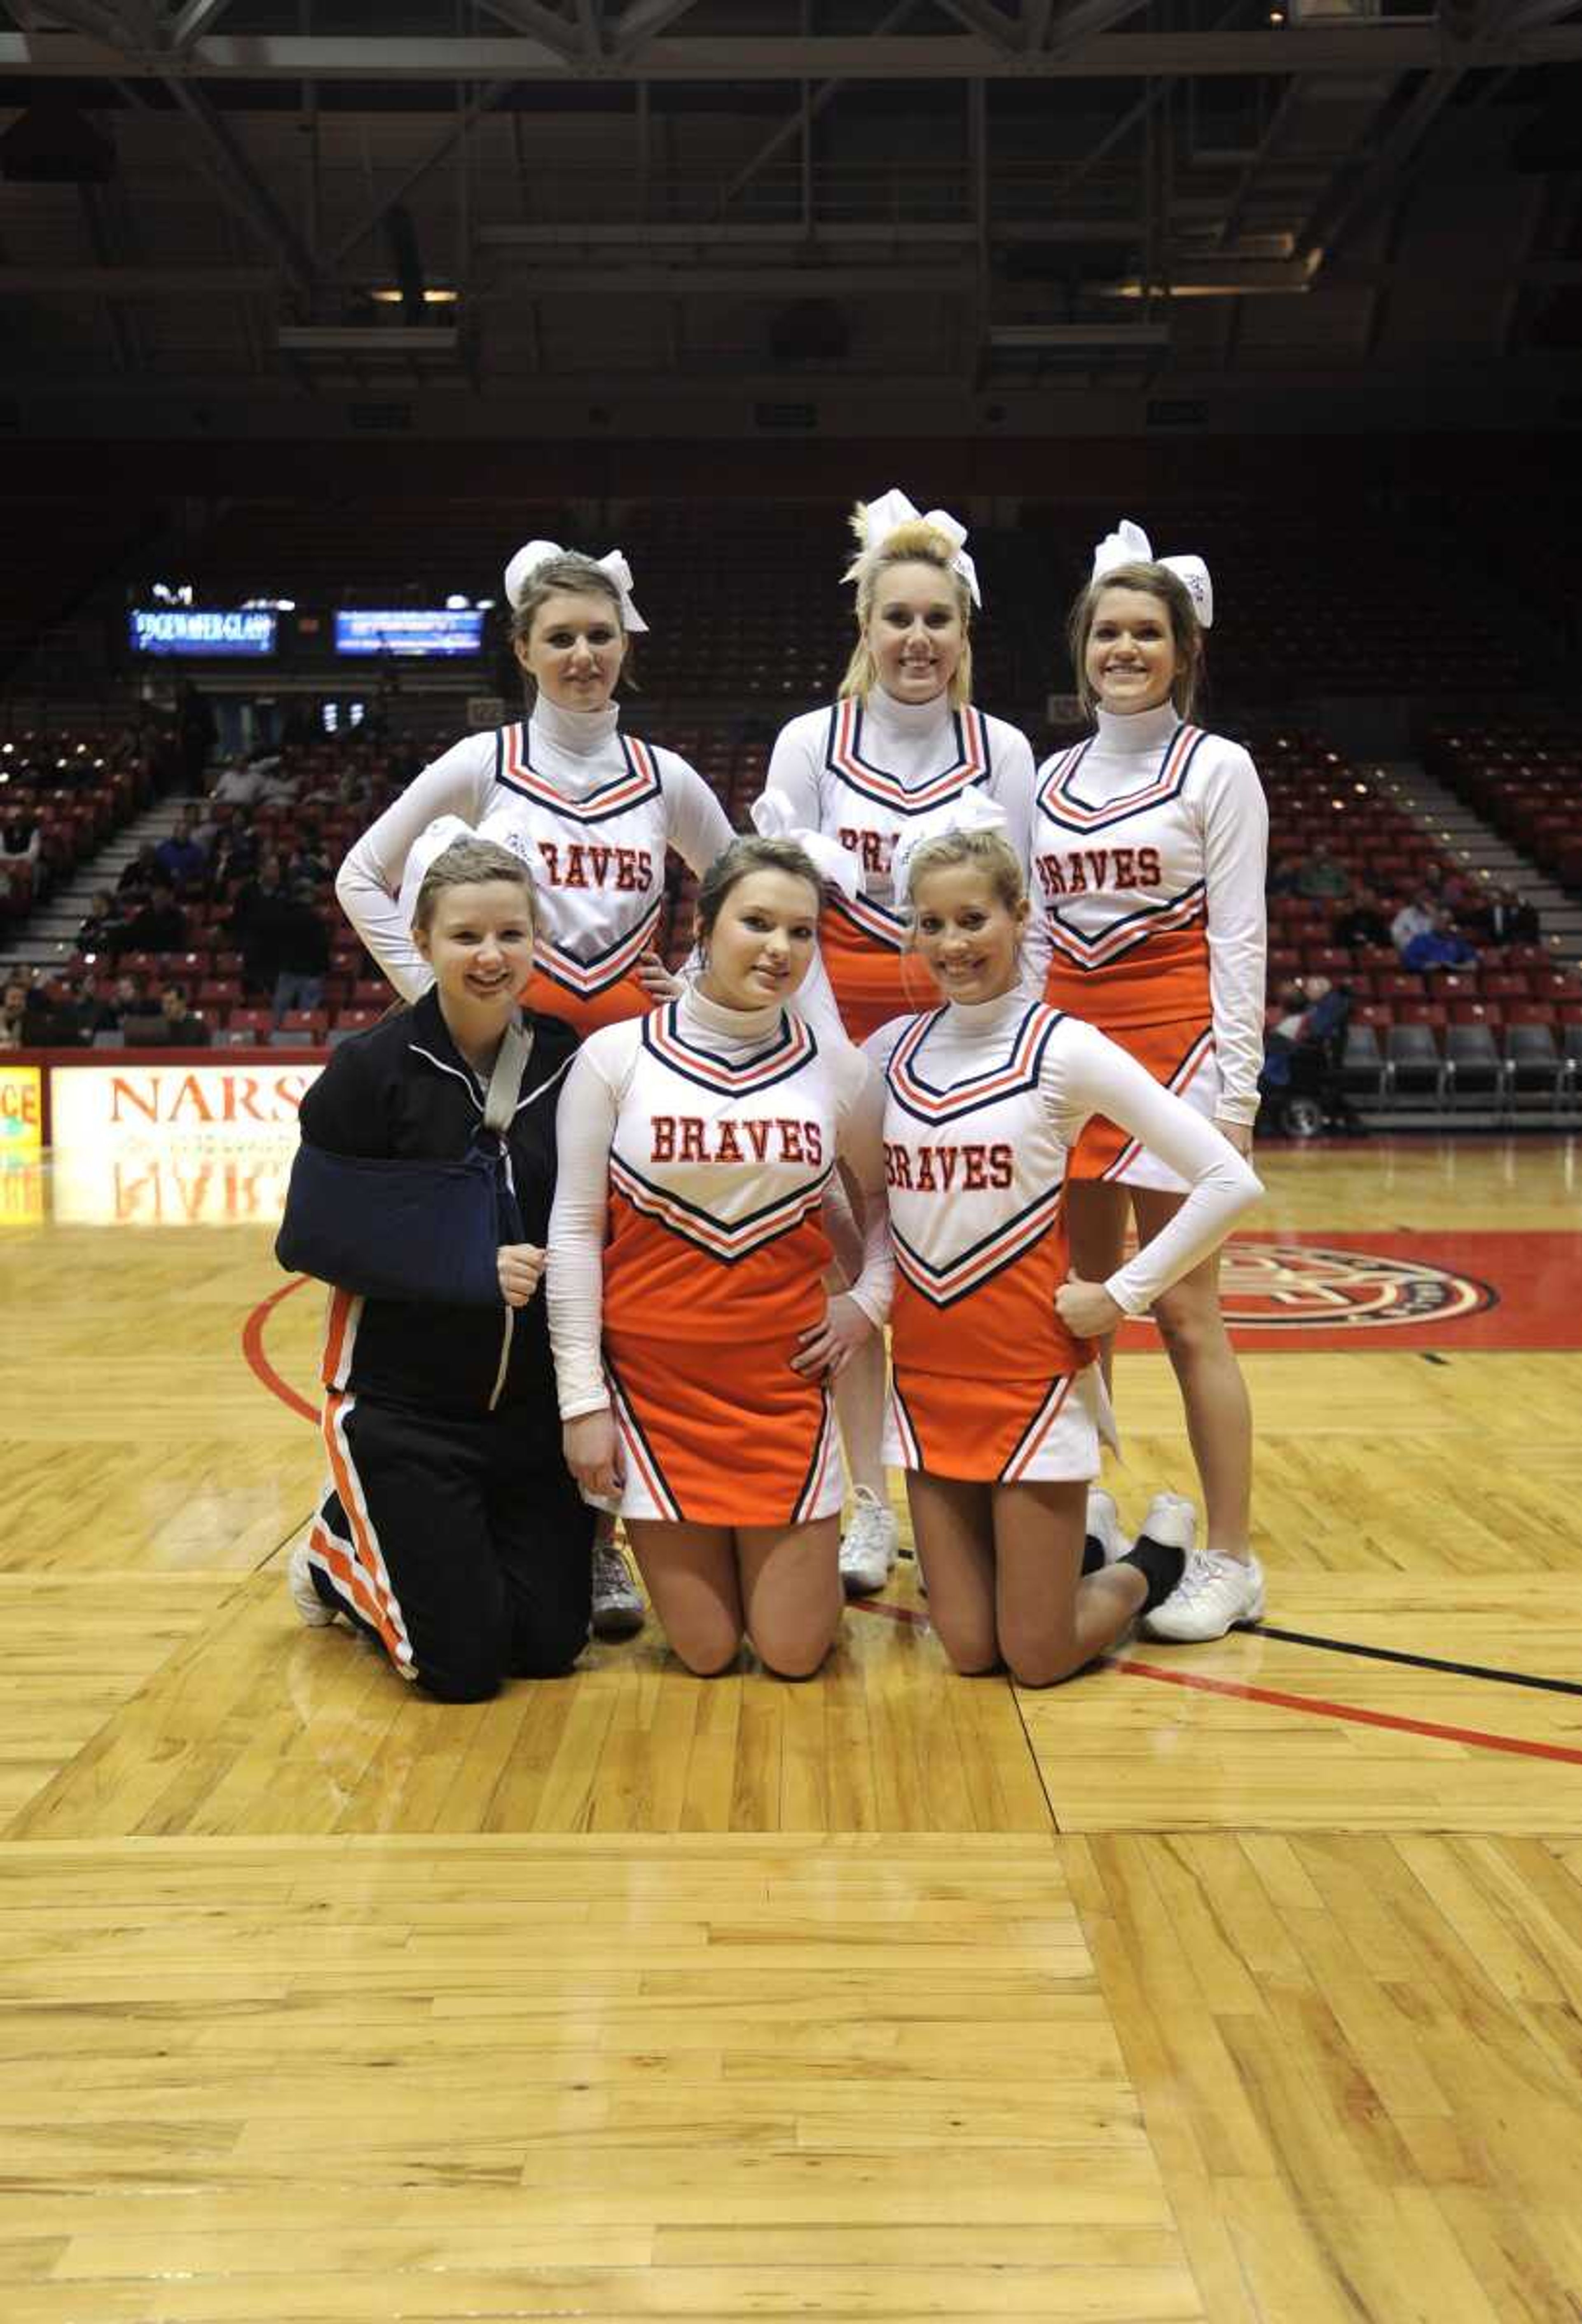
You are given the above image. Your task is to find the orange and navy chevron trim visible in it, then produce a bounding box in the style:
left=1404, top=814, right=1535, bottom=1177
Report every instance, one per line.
left=534, top=896, right=665, bottom=998
left=792, top=1384, right=839, bottom=1524
left=1098, top=1026, right=1215, bottom=1183
left=497, top=724, right=664, bottom=823
left=888, top=1380, right=923, bottom=1469
left=884, top=1000, right=1064, bottom=1126
left=314, top=1388, right=415, bottom=1673
left=821, top=881, right=910, bottom=955
left=824, top=699, right=992, bottom=815
left=999, top=1374, right=1074, bottom=1484
left=641, top=998, right=817, bottom=1096
left=1036, top=721, right=1204, bottom=835
left=609, top=1157, right=831, bottom=1265
left=891, top=1182, right=1065, bottom=1309
left=1041, top=880, right=1207, bottom=975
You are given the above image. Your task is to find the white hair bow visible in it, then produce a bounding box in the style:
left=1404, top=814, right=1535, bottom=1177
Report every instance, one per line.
left=889, top=789, right=1010, bottom=907
left=502, top=538, right=650, bottom=633
left=398, top=810, right=545, bottom=931
left=846, top=485, right=983, bottom=609
left=750, top=788, right=862, bottom=901
left=1091, top=518, right=1213, bottom=630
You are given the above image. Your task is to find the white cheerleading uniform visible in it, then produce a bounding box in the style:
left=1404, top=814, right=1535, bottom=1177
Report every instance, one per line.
left=869, top=990, right=1261, bottom=1485
left=337, top=696, right=733, bottom=1038
left=764, top=689, right=1037, bottom=1041
left=1027, top=702, right=1267, bottom=1190
left=548, top=986, right=891, bottom=1527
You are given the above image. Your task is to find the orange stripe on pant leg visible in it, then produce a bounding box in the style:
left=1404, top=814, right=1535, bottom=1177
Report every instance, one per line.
left=318, top=1390, right=414, bottom=1671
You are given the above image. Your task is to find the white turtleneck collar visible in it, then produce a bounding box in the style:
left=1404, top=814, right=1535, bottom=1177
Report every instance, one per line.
left=530, top=692, right=621, bottom=758
left=1093, top=700, right=1180, bottom=755
left=681, top=979, right=784, bottom=1047
left=942, top=984, right=1029, bottom=1034
left=864, top=684, right=955, bottom=743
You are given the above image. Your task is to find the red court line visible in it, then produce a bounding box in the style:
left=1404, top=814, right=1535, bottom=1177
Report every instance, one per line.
left=241, top=1274, right=318, bottom=1424
left=240, top=1293, right=1581, bottom=1766
left=1110, top=1656, right=1582, bottom=1766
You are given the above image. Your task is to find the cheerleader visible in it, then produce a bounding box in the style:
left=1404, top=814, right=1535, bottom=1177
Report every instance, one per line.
left=285, top=836, right=593, bottom=1700
left=336, top=538, right=734, bottom=1640
left=545, top=836, right=891, bottom=1681
left=873, top=819, right=1262, bottom=1687
left=756, top=487, right=1038, bottom=1599
left=1026, top=519, right=1268, bottom=1641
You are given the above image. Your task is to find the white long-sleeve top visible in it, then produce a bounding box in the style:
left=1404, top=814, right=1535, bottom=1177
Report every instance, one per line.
left=336, top=696, right=733, bottom=1004
left=868, top=989, right=1261, bottom=1324
left=1027, top=704, right=1268, bottom=1123
left=765, top=686, right=1037, bottom=906
left=548, top=985, right=892, bottom=1420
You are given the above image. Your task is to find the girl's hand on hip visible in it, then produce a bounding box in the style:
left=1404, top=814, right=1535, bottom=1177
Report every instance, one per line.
left=1054, top=1274, right=1125, bottom=1338
left=792, top=1293, right=872, bottom=1379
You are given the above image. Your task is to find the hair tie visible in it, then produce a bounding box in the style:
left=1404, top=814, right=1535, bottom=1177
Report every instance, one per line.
left=503, top=538, right=650, bottom=633
left=1091, top=517, right=1213, bottom=630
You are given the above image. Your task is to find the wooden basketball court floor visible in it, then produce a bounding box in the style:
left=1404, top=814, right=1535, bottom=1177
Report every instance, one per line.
left=1, top=1135, right=1580, bottom=2323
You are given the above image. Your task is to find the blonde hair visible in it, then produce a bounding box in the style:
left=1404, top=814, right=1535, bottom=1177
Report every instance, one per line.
left=904, top=827, right=1027, bottom=920
left=839, top=509, right=974, bottom=711
left=412, top=836, right=538, bottom=935
left=1066, top=558, right=1204, bottom=722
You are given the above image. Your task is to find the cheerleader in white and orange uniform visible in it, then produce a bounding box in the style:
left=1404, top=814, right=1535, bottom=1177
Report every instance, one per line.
left=547, top=836, right=891, bottom=1681
left=871, top=819, right=1261, bottom=1687
left=336, top=539, right=734, bottom=1639
left=1027, top=520, right=1268, bottom=1642
left=756, top=488, right=1038, bottom=1598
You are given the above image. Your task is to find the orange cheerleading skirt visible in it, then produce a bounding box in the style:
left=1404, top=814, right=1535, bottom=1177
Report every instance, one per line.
left=604, top=1330, right=842, bottom=1527
left=819, top=909, right=941, bottom=1043
left=517, top=966, right=656, bottom=1040
left=1043, top=931, right=1213, bottom=1183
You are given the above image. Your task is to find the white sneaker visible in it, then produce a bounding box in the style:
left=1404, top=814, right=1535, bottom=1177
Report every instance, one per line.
left=1142, top=1549, right=1266, bottom=1642
left=287, top=1542, right=338, bottom=1628
left=840, top=1485, right=899, bottom=1597
left=1136, top=1489, right=1197, bottom=1555
left=591, top=1543, right=645, bottom=1640
left=1084, top=1487, right=1130, bottom=1567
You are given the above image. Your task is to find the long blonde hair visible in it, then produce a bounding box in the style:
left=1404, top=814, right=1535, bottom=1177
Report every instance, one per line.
left=838, top=509, right=974, bottom=711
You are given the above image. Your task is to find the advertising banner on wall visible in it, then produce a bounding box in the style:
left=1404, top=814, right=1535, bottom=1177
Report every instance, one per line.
left=48, top=1061, right=322, bottom=1228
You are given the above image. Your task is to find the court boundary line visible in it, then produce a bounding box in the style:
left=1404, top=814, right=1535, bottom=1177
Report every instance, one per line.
left=245, top=1281, right=1582, bottom=1766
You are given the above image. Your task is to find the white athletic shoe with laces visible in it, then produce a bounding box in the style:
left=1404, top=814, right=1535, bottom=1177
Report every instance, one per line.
left=287, top=1542, right=338, bottom=1628
left=1142, top=1546, right=1266, bottom=1642
left=590, top=1542, right=645, bottom=1641
left=839, top=1486, right=899, bottom=1597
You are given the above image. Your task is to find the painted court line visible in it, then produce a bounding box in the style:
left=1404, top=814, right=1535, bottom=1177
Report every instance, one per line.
left=245, top=1283, right=1582, bottom=1766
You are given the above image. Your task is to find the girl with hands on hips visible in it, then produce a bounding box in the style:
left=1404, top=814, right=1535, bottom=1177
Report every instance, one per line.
left=866, top=819, right=1261, bottom=1690
left=548, top=835, right=891, bottom=1681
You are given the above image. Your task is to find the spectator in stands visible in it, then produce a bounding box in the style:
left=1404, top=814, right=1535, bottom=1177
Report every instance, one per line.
left=76, top=888, right=126, bottom=958
left=233, top=853, right=291, bottom=993
left=286, top=826, right=332, bottom=890
left=152, top=983, right=209, bottom=1047
left=1465, top=883, right=1541, bottom=946
left=110, top=971, right=147, bottom=1024
left=1401, top=907, right=1478, bottom=975
left=117, top=878, right=188, bottom=960
left=1296, top=843, right=1350, bottom=902
left=209, top=815, right=259, bottom=894
left=210, top=755, right=266, bottom=810
left=178, top=682, right=216, bottom=793
left=1390, top=888, right=1437, bottom=956
left=0, top=976, right=30, bottom=1047
left=70, top=969, right=119, bottom=1039
left=1332, top=883, right=1392, bottom=949
left=18, top=978, right=81, bottom=1047
left=258, top=759, right=301, bottom=809
left=1, top=813, right=42, bottom=886
left=117, top=842, right=162, bottom=899
left=154, top=809, right=207, bottom=892
left=1265, top=852, right=1303, bottom=899
left=272, top=880, right=332, bottom=1028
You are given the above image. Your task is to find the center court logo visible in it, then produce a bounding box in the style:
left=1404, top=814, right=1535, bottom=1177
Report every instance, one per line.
left=1217, top=1244, right=1497, bottom=1329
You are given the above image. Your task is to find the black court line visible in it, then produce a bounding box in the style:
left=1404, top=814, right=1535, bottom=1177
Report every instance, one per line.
left=1242, top=1621, right=1582, bottom=1699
